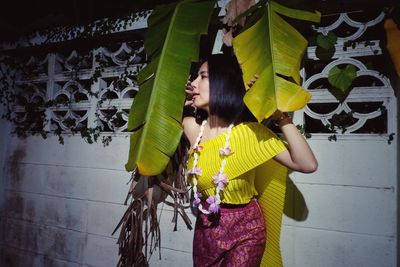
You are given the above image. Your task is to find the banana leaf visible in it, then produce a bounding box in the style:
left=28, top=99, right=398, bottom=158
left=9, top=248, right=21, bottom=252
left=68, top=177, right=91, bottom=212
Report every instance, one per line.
left=232, top=1, right=321, bottom=121
left=125, top=0, right=215, bottom=175
left=385, top=18, right=400, bottom=77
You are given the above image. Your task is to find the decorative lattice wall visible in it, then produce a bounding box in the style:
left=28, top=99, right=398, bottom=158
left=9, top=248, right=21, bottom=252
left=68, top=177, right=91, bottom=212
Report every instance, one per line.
left=12, top=40, right=146, bottom=135
left=3, top=5, right=397, bottom=143
left=299, top=11, right=396, bottom=139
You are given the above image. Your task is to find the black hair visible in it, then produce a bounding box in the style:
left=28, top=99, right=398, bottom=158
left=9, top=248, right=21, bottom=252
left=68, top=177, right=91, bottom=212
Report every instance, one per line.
left=205, top=53, right=256, bottom=124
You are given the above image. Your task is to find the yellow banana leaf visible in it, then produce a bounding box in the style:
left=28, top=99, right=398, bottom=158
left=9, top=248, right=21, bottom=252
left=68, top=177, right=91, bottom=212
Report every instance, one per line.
left=233, top=1, right=320, bottom=121
left=384, top=18, right=400, bottom=77
left=125, top=0, right=215, bottom=175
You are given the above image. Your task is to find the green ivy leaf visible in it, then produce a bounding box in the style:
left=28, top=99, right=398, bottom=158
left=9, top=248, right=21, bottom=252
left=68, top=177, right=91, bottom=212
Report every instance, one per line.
left=316, top=32, right=337, bottom=50
left=315, top=45, right=335, bottom=60
left=328, top=64, right=357, bottom=93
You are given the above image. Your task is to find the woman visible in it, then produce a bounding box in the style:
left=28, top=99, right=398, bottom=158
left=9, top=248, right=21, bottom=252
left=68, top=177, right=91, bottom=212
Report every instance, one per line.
left=183, top=54, right=317, bottom=266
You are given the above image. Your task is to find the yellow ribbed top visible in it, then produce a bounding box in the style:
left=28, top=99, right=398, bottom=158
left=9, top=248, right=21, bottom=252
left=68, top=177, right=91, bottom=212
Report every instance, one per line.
left=188, top=122, right=288, bottom=267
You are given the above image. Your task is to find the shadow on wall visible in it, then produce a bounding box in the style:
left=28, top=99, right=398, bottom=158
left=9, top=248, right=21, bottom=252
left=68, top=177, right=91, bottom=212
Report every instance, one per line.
left=2, top=143, right=89, bottom=266
left=8, top=146, right=26, bottom=189
left=1, top=145, right=27, bottom=266
left=284, top=177, right=308, bottom=221
left=0, top=146, right=31, bottom=266
left=2, top=145, right=76, bottom=265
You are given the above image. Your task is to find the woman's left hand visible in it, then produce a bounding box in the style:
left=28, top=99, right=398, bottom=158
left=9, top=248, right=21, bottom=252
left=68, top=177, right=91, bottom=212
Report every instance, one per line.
left=272, top=110, right=292, bottom=127
left=273, top=110, right=318, bottom=173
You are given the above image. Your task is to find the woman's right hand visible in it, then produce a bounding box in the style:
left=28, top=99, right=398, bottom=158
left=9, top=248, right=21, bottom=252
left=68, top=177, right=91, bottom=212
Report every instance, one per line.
left=185, top=79, right=194, bottom=107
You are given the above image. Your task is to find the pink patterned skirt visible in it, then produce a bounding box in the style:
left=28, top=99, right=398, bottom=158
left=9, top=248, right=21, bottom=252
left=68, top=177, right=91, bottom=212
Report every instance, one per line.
left=193, top=199, right=266, bottom=267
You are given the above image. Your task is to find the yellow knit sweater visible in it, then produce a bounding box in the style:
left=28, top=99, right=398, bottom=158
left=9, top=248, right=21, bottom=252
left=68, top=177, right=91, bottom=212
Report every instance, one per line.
left=188, top=122, right=288, bottom=267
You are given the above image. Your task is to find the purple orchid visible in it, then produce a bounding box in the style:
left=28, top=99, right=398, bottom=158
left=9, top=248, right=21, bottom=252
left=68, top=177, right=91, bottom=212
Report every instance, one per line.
left=212, top=172, right=228, bottom=189
left=193, top=192, right=202, bottom=206
left=188, top=167, right=202, bottom=176
left=193, top=197, right=201, bottom=206
left=206, top=196, right=220, bottom=214
left=193, top=145, right=203, bottom=151
left=219, top=147, right=233, bottom=156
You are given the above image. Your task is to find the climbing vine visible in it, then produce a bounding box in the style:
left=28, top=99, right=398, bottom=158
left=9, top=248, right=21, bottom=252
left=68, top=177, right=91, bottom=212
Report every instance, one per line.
left=0, top=11, right=148, bottom=146
left=313, top=30, right=394, bottom=142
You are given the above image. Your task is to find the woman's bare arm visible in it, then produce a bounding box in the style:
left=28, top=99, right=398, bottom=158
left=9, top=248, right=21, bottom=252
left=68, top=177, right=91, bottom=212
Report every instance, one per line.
left=273, top=111, right=318, bottom=173
left=183, top=116, right=200, bottom=146
left=182, top=79, right=200, bottom=146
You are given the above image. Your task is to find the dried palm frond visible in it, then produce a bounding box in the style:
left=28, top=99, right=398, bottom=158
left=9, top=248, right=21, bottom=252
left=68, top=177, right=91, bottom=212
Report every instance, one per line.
left=113, top=136, right=192, bottom=267
left=221, top=0, right=256, bottom=27
left=221, top=0, right=257, bottom=46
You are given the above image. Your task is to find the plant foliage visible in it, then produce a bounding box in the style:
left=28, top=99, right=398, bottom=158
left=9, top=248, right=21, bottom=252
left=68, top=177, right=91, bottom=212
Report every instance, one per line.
left=232, top=1, right=321, bottom=122
left=316, top=32, right=338, bottom=50
left=0, top=50, right=140, bottom=146
left=328, top=64, right=357, bottom=93
left=125, top=0, right=215, bottom=176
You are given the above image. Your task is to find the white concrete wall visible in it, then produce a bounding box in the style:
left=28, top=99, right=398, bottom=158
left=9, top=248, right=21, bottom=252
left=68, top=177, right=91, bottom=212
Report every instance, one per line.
left=0, top=134, right=196, bottom=267
left=281, top=136, right=397, bottom=267
left=1, top=134, right=127, bottom=266
left=0, top=131, right=397, bottom=267
left=0, top=106, right=12, bottom=264
left=397, top=80, right=400, bottom=266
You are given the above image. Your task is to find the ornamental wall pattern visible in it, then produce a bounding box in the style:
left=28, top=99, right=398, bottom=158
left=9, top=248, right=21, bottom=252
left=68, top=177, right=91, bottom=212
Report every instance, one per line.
left=11, top=41, right=145, bottom=133
left=1, top=5, right=396, bottom=139
left=301, top=11, right=395, bottom=137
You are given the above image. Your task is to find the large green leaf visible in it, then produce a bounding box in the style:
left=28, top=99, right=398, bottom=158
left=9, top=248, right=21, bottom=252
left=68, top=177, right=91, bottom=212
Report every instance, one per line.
left=125, top=0, right=215, bottom=175
left=232, top=1, right=321, bottom=121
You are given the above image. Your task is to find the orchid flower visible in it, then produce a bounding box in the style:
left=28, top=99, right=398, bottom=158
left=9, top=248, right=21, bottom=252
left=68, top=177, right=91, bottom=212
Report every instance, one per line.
left=206, top=196, right=220, bottom=214
left=188, top=120, right=234, bottom=215
left=188, top=167, right=202, bottom=176
left=193, top=192, right=202, bottom=206
left=212, top=172, right=228, bottom=189
left=219, top=147, right=233, bottom=156
left=193, top=145, right=204, bottom=151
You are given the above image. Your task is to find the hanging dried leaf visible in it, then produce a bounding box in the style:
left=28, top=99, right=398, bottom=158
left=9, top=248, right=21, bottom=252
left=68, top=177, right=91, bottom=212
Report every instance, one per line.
left=114, top=136, right=192, bottom=266
left=222, top=28, right=234, bottom=47
left=220, top=0, right=256, bottom=46
left=221, top=0, right=256, bottom=27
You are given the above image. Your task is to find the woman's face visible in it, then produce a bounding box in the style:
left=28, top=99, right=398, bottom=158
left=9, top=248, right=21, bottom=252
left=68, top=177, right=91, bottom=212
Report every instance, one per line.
left=191, top=62, right=210, bottom=111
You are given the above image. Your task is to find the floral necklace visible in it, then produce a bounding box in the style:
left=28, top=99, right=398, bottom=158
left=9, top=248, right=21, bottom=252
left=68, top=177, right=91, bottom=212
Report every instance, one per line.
left=187, top=120, right=234, bottom=214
